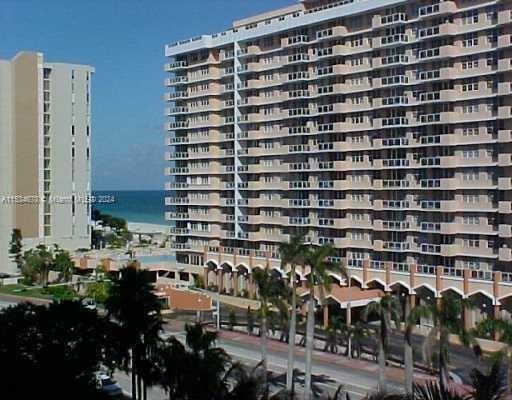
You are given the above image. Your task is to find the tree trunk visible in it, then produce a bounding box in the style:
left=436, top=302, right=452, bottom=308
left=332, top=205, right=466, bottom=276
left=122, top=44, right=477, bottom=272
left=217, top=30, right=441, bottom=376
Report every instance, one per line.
left=378, top=334, right=387, bottom=393
left=439, top=333, right=448, bottom=394
left=261, top=312, right=268, bottom=390
left=131, top=357, right=137, bottom=400
left=286, top=265, right=297, bottom=393
left=404, top=335, right=413, bottom=395
left=507, top=346, right=512, bottom=395
left=304, top=295, right=315, bottom=400
left=137, top=374, right=142, bottom=400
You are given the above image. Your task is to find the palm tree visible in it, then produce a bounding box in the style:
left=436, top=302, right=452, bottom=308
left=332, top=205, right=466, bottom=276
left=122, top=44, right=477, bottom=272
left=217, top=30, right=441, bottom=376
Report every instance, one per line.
left=408, top=293, right=474, bottom=394
left=279, top=234, right=307, bottom=393
left=469, top=359, right=507, bottom=400
left=303, top=244, right=346, bottom=400
left=404, top=297, right=416, bottom=396
left=362, top=294, right=401, bottom=393
left=477, top=318, right=512, bottom=395
left=105, top=264, right=163, bottom=400
left=253, top=267, right=286, bottom=389
left=341, top=321, right=369, bottom=359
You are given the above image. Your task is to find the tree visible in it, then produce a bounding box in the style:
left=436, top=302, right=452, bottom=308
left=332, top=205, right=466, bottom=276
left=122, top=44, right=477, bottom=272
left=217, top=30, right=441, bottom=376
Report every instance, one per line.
left=22, top=244, right=53, bottom=286
left=404, top=297, right=417, bottom=396
left=477, top=318, right=512, bottom=395
left=362, top=294, right=401, bottom=393
left=252, top=267, right=286, bottom=389
left=8, top=228, right=23, bottom=272
left=247, top=306, right=254, bottom=335
left=0, top=301, right=119, bottom=399
left=409, top=293, right=475, bottom=394
left=53, top=245, right=74, bottom=282
left=105, top=264, right=163, bottom=400
left=157, top=324, right=268, bottom=400
left=279, top=233, right=308, bottom=393
left=303, top=244, right=346, bottom=400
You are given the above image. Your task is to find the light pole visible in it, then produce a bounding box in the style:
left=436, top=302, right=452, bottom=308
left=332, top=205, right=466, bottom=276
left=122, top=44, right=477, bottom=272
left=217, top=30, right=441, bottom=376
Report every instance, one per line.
left=347, top=301, right=352, bottom=359
left=216, top=291, right=221, bottom=330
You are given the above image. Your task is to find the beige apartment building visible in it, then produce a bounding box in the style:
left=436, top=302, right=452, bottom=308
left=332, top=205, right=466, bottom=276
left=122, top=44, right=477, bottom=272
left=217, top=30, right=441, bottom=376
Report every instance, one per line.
left=0, top=52, right=93, bottom=275
left=164, top=0, right=512, bottom=315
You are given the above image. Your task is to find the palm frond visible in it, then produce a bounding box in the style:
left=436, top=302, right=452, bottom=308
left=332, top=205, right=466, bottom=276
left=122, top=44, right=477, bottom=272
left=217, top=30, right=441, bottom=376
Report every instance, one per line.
left=413, top=381, right=466, bottom=400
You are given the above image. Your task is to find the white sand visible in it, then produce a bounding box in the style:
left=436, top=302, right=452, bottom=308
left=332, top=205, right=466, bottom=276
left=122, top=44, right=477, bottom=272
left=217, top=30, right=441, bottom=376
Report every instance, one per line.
left=127, top=221, right=169, bottom=234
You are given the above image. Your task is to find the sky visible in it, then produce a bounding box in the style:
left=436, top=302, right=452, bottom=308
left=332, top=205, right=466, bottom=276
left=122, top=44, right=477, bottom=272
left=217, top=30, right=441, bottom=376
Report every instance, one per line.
left=0, top=0, right=295, bottom=190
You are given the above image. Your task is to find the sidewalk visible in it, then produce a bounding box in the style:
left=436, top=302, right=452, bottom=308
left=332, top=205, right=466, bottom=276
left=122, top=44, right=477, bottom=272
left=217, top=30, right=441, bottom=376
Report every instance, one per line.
left=216, top=327, right=435, bottom=386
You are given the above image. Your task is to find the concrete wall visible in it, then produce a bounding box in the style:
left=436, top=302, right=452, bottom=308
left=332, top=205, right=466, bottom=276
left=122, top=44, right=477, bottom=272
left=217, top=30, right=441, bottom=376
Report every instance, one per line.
left=12, top=52, right=41, bottom=239
left=44, top=63, right=92, bottom=251
left=0, top=61, right=16, bottom=274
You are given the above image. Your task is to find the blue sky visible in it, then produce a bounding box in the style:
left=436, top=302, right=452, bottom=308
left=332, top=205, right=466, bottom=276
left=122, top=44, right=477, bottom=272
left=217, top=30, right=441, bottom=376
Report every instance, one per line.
left=0, top=0, right=294, bottom=190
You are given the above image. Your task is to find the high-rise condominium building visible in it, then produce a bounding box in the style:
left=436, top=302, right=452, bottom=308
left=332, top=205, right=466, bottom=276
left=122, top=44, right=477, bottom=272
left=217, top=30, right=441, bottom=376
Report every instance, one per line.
left=0, top=52, right=93, bottom=275
left=164, top=0, right=512, bottom=289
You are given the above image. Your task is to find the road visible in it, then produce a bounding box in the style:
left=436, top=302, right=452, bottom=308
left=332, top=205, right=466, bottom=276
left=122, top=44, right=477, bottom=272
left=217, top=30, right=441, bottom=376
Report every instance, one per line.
left=115, top=322, right=402, bottom=400
left=0, top=293, right=480, bottom=399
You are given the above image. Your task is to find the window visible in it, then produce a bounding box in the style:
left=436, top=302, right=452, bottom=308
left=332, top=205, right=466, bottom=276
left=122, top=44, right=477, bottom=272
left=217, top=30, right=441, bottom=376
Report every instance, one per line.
left=462, top=103, right=479, bottom=113
left=462, top=32, right=479, bottom=47
left=461, top=10, right=478, bottom=25
left=462, top=82, right=478, bottom=92
left=462, top=150, right=478, bottom=159
left=463, top=237, right=480, bottom=248
left=463, top=215, right=479, bottom=225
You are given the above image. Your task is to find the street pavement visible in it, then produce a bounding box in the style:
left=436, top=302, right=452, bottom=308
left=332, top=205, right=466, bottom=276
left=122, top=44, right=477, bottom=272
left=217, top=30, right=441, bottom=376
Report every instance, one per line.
left=0, top=293, right=482, bottom=399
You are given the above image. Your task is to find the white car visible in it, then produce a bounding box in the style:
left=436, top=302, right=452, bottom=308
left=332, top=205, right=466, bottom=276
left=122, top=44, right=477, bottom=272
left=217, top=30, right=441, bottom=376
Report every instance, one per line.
left=82, top=298, right=97, bottom=311
left=96, top=372, right=123, bottom=397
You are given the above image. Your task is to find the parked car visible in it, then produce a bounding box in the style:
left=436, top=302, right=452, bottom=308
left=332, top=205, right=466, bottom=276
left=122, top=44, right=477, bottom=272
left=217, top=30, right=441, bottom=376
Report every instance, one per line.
left=82, top=297, right=97, bottom=311
left=96, top=372, right=123, bottom=397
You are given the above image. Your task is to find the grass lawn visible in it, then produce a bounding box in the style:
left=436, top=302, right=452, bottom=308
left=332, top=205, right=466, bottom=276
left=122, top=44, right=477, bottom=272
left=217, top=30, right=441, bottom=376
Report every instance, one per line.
left=0, top=284, right=52, bottom=299
left=0, top=284, right=78, bottom=301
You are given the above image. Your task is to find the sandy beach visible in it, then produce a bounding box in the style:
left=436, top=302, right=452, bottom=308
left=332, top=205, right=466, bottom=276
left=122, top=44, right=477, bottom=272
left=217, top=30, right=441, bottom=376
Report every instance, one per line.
left=127, top=221, right=169, bottom=234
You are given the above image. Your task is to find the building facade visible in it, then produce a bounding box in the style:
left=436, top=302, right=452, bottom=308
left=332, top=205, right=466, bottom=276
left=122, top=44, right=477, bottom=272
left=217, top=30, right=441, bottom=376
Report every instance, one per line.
left=0, top=52, right=93, bottom=275
left=164, top=0, right=512, bottom=302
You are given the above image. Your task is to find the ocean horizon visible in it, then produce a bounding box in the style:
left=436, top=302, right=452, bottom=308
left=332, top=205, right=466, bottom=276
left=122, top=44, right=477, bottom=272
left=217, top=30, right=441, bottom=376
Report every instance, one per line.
left=92, top=190, right=168, bottom=226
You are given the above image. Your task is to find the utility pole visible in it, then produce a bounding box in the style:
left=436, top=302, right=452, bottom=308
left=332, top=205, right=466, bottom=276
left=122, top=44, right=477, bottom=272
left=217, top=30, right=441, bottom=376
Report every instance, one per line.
left=216, top=291, right=220, bottom=330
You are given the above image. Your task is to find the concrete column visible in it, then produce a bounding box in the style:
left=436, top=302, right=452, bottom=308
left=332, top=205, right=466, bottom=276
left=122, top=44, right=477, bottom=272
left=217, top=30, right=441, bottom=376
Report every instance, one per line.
left=385, top=262, right=392, bottom=291
left=462, top=269, right=472, bottom=330
left=409, top=264, right=416, bottom=292
left=233, top=271, right=239, bottom=297
left=323, top=304, right=329, bottom=329
left=218, top=269, right=224, bottom=293
left=435, top=266, right=443, bottom=298
left=463, top=306, right=473, bottom=331
left=248, top=273, right=255, bottom=298
left=362, top=259, right=369, bottom=287
left=203, top=266, right=209, bottom=288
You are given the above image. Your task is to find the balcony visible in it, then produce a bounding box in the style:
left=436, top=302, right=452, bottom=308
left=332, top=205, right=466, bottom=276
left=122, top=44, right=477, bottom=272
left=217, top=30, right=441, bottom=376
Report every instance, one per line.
left=380, top=54, right=409, bottom=66
left=287, top=35, right=309, bottom=46
left=165, top=107, right=189, bottom=115
left=380, top=75, right=409, bottom=87
left=164, top=61, right=188, bottom=71
left=289, top=217, right=311, bottom=226
left=379, top=34, right=410, bottom=47
left=165, top=91, right=188, bottom=100
left=383, top=241, right=410, bottom=251
left=289, top=199, right=311, bottom=208
left=166, top=197, right=190, bottom=205
left=167, top=121, right=189, bottom=130
left=165, top=76, right=188, bottom=86
left=381, top=12, right=407, bottom=26
left=418, top=1, right=456, bottom=18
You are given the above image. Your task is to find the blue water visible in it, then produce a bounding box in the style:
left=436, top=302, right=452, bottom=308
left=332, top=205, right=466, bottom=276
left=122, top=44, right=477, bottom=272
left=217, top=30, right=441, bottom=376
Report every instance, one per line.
left=137, top=255, right=174, bottom=265
left=92, top=190, right=167, bottom=225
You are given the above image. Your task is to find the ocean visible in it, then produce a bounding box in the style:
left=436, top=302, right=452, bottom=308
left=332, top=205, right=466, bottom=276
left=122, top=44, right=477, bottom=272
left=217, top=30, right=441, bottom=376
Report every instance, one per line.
left=92, top=190, right=167, bottom=225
